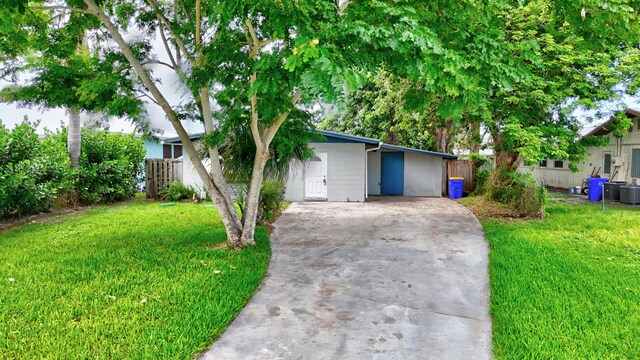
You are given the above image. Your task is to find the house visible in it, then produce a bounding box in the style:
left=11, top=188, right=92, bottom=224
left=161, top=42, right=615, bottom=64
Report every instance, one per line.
left=142, top=139, right=183, bottom=160
left=523, top=108, right=640, bottom=189
left=164, top=130, right=457, bottom=201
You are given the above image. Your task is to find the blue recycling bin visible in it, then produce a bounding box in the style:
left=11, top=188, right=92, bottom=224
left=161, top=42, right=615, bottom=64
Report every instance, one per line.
left=449, top=177, right=464, bottom=199
left=587, top=177, right=609, bottom=201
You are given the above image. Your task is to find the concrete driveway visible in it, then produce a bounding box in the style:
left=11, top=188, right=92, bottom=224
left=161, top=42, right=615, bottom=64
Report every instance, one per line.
left=202, top=197, right=491, bottom=359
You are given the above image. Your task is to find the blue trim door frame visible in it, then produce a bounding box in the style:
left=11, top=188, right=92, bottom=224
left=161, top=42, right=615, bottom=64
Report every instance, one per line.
left=381, top=152, right=404, bottom=195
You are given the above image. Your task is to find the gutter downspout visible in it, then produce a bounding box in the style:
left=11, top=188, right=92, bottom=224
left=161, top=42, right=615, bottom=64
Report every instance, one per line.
left=365, top=141, right=383, bottom=200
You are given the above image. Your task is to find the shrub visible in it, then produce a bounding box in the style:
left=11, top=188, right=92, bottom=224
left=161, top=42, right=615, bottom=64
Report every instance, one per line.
left=486, top=168, right=546, bottom=218
left=158, top=181, right=196, bottom=201
left=258, top=179, right=286, bottom=224
left=466, top=154, right=493, bottom=195
left=473, top=168, right=492, bottom=195
left=0, top=120, right=71, bottom=218
left=51, top=129, right=146, bottom=204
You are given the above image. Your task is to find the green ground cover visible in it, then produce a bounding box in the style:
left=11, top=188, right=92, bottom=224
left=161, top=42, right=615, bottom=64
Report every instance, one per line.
left=478, top=195, right=640, bottom=359
left=0, top=201, right=270, bottom=359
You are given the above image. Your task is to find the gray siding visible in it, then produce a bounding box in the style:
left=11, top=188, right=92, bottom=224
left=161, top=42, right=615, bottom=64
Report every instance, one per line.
left=284, top=143, right=366, bottom=202
left=367, top=151, right=381, bottom=195
left=368, top=150, right=443, bottom=197
left=284, top=162, right=305, bottom=201
left=404, top=152, right=442, bottom=196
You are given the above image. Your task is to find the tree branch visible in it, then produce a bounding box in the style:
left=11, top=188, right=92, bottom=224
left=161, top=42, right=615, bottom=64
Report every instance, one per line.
left=134, top=91, right=160, bottom=106
left=141, top=59, right=175, bottom=70
left=157, top=21, right=178, bottom=70
left=263, top=92, right=302, bottom=147
left=244, top=19, right=259, bottom=47
left=144, top=0, right=195, bottom=66
left=249, top=72, right=263, bottom=150
left=29, top=6, right=95, bottom=15
left=338, top=0, right=351, bottom=14
left=244, top=18, right=275, bottom=59
left=195, top=0, right=202, bottom=48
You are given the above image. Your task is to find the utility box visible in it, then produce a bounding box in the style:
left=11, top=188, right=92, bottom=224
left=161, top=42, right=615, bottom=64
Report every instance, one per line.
left=604, top=182, right=627, bottom=202
left=620, top=185, right=640, bottom=205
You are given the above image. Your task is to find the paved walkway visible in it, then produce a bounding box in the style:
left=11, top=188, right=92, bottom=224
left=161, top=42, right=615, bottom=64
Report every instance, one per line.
left=202, top=197, right=491, bottom=359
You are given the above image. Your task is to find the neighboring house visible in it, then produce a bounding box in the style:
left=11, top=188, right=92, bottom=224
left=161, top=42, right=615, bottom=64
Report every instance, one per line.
left=164, top=130, right=457, bottom=202
left=142, top=139, right=183, bottom=159
left=523, top=108, right=640, bottom=189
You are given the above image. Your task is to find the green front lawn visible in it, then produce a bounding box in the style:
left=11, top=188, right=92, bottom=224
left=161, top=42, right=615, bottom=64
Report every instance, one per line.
left=479, top=196, right=640, bottom=359
left=0, top=201, right=270, bottom=359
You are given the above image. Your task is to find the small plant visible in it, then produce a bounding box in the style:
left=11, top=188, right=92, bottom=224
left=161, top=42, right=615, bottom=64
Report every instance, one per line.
left=258, top=179, right=286, bottom=224
left=158, top=180, right=196, bottom=201
left=486, top=168, right=545, bottom=218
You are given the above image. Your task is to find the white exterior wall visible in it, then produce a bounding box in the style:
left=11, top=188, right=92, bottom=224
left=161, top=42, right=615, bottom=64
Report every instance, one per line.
left=367, top=151, right=381, bottom=195
left=404, top=152, right=443, bottom=196
left=522, top=117, right=640, bottom=188
left=180, top=149, right=211, bottom=192
left=283, top=161, right=305, bottom=201
left=284, top=142, right=366, bottom=202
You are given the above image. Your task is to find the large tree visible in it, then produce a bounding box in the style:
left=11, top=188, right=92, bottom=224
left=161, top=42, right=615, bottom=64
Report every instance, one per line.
left=319, top=69, right=439, bottom=151
left=5, top=0, right=636, bottom=246
left=2, top=0, right=468, bottom=248
left=473, top=1, right=640, bottom=173
left=0, top=6, right=149, bottom=167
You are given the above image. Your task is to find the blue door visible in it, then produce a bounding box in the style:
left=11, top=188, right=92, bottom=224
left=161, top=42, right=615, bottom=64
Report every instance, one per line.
left=381, top=152, right=404, bottom=195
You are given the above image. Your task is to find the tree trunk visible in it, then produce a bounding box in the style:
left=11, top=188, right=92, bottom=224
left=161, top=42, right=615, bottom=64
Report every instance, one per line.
left=470, top=122, right=481, bottom=153
left=434, top=127, right=450, bottom=153
left=199, top=87, right=243, bottom=231
left=494, top=149, right=522, bottom=172
left=84, top=0, right=243, bottom=244
left=239, top=148, right=269, bottom=247
left=68, top=108, right=81, bottom=169
left=491, top=129, right=523, bottom=172
left=489, top=129, right=524, bottom=188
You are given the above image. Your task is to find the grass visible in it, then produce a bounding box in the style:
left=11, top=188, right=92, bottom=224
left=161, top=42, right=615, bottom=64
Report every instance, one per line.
left=0, top=201, right=270, bottom=359
left=471, top=194, right=640, bottom=359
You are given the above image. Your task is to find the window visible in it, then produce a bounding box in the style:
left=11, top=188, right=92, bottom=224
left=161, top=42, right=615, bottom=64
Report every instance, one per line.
left=173, top=145, right=183, bottom=158
left=554, top=160, right=564, bottom=169
left=163, top=144, right=172, bottom=159
left=632, top=149, right=640, bottom=178
left=539, top=160, right=548, bottom=167
left=637, top=118, right=640, bottom=130
left=604, top=153, right=612, bottom=174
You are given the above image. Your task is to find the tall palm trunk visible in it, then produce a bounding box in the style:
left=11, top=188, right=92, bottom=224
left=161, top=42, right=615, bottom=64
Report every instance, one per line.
left=68, top=108, right=81, bottom=168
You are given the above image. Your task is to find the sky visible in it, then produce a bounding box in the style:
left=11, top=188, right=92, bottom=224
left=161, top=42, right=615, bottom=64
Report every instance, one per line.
left=0, top=63, right=206, bottom=138
left=0, top=29, right=206, bottom=138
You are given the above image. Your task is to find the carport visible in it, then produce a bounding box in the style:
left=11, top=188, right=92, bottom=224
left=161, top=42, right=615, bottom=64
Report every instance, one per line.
left=284, top=131, right=457, bottom=202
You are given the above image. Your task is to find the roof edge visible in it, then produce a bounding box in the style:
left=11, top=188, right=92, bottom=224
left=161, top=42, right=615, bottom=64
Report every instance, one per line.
left=381, top=143, right=458, bottom=159
left=584, top=108, right=640, bottom=137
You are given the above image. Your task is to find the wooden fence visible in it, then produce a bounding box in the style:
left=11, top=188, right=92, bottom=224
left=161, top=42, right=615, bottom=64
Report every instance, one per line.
left=442, top=159, right=475, bottom=196
left=145, top=158, right=183, bottom=199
